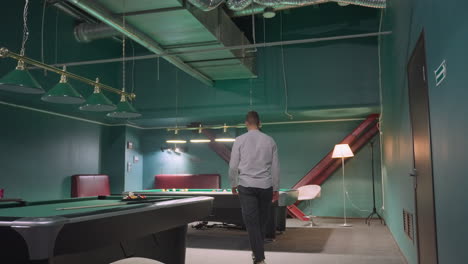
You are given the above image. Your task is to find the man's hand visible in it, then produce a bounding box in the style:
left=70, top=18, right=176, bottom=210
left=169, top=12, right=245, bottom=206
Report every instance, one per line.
left=272, top=191, right=279, bottom=202
left=232, top=186, right=238, bottom=195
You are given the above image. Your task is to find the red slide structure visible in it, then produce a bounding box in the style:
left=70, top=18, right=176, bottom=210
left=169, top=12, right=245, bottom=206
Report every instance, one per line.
left=287, top=114, right=380, bottom=220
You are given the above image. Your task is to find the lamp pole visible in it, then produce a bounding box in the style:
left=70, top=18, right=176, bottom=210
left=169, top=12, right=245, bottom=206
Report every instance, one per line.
left=365, top=140, right=384, bottom=225
left=341, top=156, right=352, bottom=227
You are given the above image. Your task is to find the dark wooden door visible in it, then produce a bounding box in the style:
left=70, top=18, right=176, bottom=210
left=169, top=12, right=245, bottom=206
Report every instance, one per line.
left=407, top=31, right=438, bottom=264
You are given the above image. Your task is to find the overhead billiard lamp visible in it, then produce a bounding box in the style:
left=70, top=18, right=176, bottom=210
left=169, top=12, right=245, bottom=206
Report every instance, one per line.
left=106, top=18, right=141, bottom=119
left=41, top=66, right=85, bottom=104
left=79, top=78, right=117, bottom=112
left=107, top=93, right=141, bottom=118
left=190, top=124, right=211, bottom=143
left=0, top=58, right=44, bottom=94
left=166, top=129, right=187, bottom=144
left=332, top=144, right=354, bottom=227
left=215, top=124, right=236, bottom=143
left=263, top=7, right=276, bottom=19
left=0, top=0, right=43, bottom=95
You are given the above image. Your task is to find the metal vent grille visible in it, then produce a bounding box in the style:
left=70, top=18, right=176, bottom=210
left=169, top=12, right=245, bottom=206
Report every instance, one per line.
left=403, top=210, right=414, bottom=241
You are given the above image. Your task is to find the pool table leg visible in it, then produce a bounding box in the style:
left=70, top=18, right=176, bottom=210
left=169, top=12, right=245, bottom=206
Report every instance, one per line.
left=276, top=206, right=287, bottom=232
left=265, top=206, right=278, bottom=240
left=151, top=225, right=187, bottom=264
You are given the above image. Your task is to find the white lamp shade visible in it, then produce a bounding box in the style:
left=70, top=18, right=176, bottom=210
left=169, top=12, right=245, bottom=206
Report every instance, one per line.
left=332, top=144, right=354, bottom=158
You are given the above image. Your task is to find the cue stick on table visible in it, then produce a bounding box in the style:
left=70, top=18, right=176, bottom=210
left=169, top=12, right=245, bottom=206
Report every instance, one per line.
left=55, top=199, right=160, bottom=211
left=56, top=202, right=125, bottom=210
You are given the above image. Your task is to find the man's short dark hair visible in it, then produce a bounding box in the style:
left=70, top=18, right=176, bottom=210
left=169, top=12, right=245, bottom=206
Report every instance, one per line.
left=246, top=111, right=260, bottom=127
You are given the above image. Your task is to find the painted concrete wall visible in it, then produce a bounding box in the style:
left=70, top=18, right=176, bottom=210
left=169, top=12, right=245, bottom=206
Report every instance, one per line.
left=124, top=127, right=144, bottom=191
left=381, top=0, right=468, bottom=263
left=0, top=103, right=104, bottom=200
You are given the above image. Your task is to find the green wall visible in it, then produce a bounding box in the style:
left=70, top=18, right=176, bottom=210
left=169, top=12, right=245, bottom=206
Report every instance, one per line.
left=0, top=103, right=104, bottom=200
left=124, top=127, right=144, bottom=191
left=100, top=126, right=126, bottom=194
left=0, top=102, right=140, bottom=199
left=142, top=121, right=382, bottom=218
left=380, top=0, right=468, bottom=263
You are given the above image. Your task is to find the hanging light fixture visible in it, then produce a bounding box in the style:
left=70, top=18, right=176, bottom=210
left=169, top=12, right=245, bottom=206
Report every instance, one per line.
left=79, top=78, right=116, bottom=112
left=41, top=66, right=84, bottom=104
left=107, top=11, right=141, bottom=119
left=107, top=94, right=141, bottom=118
left=263, top=7, right=276, bottom=19
left=190, top=124, right=211, bottom=143
left=215, top=124, right=236, bottom=142
left=166, top=129, right=187, bottom=144
left=0, top=0, right=43, bottom=94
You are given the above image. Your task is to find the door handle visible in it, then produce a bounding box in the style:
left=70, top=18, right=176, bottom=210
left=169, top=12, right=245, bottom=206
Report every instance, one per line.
left=410, top=168, right=418, bottom=177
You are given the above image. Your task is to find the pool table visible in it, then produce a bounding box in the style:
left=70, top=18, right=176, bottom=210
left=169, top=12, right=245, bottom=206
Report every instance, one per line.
left=0, top=195, right=213, bottom=264
left=126, top=189, right=299, bottom=239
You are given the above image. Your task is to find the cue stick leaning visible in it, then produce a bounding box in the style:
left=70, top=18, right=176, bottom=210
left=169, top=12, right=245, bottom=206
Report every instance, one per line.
left=56, top=202, right=125, bottom=210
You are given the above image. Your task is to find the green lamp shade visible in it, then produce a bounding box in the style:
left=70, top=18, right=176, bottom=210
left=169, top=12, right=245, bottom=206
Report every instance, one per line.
left=80, top=92, right=116, bottom=112
left=0, top=68, right=44, bottom=94
left=41, top=82, right=85, bottom=104
left=107, top=99, right=141, bottom=119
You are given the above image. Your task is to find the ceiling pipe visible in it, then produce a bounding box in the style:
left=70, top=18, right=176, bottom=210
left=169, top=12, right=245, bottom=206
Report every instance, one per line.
left=29, top=31, right=391, bottom=69
left=74, top=23, right=117, bottom=43
left=66, top=0, right=214, bottom=86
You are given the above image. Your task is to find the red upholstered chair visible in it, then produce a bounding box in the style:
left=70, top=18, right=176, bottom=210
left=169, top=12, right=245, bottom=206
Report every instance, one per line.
left=71, top=174, right=111, bottom=197
left=154, top=174, right=221, bottom=189
left=0, top=188, right=4, bottom=199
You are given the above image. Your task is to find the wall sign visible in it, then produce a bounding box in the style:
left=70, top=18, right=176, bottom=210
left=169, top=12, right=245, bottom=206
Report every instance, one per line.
left=434, top=60, right=447, bottom=86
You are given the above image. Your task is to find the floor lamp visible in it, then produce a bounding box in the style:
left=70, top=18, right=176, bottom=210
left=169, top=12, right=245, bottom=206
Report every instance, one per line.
left=332, top=144, right=354, bottom=227
left=365, top=140, right=384, bottom=225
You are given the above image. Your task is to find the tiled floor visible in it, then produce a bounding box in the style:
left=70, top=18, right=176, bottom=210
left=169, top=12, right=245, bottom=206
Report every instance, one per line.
left=186, top=218, right=407, bottom=264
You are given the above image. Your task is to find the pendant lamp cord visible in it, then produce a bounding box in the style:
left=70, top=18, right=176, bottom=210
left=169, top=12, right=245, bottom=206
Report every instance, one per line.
left=175, top=69, right=179, bottom=128
left=20, top=0, right=30, bottom=56
left=130, top=40, right=135, bottom=94
left=55, top=9, right=59, bottom=65
left=121, top=1, right=126, bottom=94
left=41, top=0, right=47, bottom=75
left=157, top=57, right=160, bottom=81
left=249, top=78, right=253, bottom=110
left=280, top=12, right=293, bottom=120
left=251, top=13, right=257, bottom=52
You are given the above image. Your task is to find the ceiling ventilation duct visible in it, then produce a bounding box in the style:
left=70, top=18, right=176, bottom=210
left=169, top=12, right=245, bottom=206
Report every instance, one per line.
left=75, top=23, right=117, bottom=43
left=227, top=0, right=253, bottom=11
left=188, top=0, right=385, bottom=14
left=188, top=0, right=225, bottom=11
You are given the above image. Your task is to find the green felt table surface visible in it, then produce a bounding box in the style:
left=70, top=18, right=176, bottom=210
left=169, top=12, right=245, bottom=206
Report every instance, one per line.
left=0, top=196, right=143, bottom=218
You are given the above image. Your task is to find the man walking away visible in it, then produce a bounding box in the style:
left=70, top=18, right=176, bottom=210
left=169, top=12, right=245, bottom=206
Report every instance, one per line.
left=229, top=111, right=280, bottom=264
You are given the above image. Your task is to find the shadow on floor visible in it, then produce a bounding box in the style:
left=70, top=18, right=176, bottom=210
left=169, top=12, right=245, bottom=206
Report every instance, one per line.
left=187, top=226, right=333, bottom=253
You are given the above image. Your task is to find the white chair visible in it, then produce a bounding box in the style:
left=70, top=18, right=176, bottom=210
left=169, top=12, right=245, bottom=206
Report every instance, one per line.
left=110, top=258, right=165, bottom=264
left=297, top=185, right=321, bottom=227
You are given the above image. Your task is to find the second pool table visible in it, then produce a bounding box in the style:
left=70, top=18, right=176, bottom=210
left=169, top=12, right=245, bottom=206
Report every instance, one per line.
left=126, top=188, right=299, bottom=239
